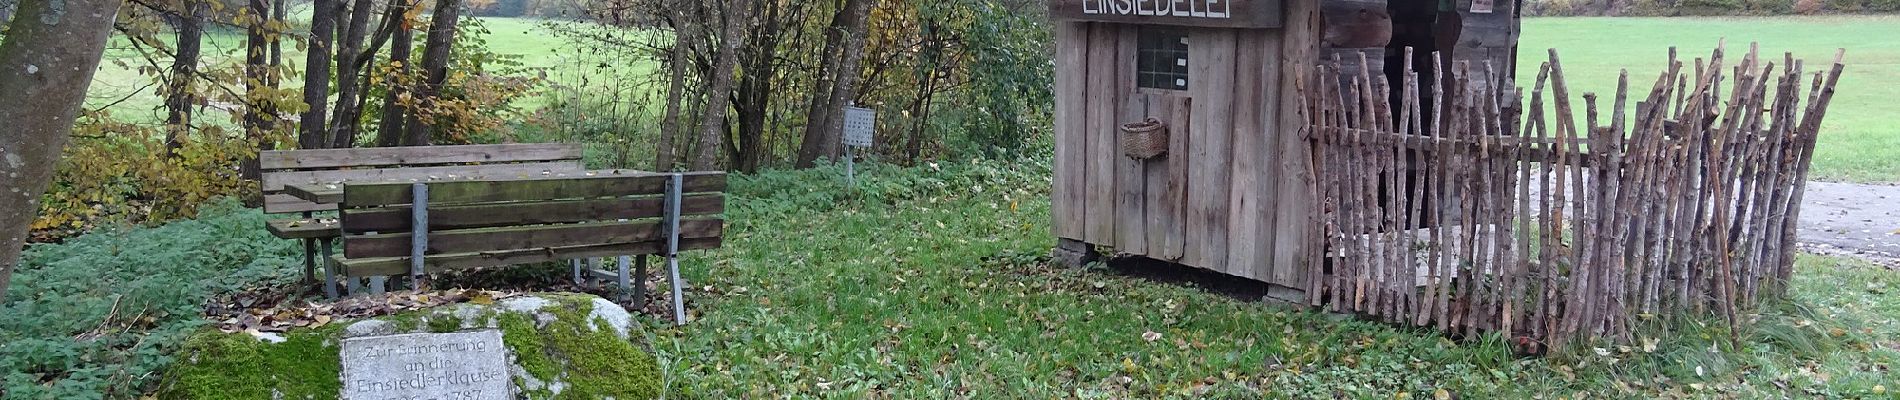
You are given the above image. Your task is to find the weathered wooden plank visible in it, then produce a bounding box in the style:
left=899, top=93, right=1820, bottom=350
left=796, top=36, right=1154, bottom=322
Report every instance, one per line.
left=1115, top=28, right=1148, bottom=256
left=264, top=194, right=336, bottom=214
left=1159, top=96, right=1194, bottom=260
left=283, top=183, right=345, bottom=205
left=260, top=143, right=583, bottom=170
left=1053, top=22, right=1091, bottom=241
left=1226, top=29, right=1276, bottom=282
left=1184, top=28, right=1238, bottom=270
left=342, top=194, right=725, bottom=234
left=1084, top=23, right=1120, bottom=246
left=338, top=237, right=722, bottom=277
left=344, top=218, right=724, bottom=258
left=266, top=218, right=341, bottom=239
left=1142, top=93, right=1175, bottom=255
left=1276, top=0, right=1320, bottom=296
left=262, top=161, right=587, bottom=192
left=342, top=171, right=726, bottom=207
left=1048, top=0, right=1285, bottom=29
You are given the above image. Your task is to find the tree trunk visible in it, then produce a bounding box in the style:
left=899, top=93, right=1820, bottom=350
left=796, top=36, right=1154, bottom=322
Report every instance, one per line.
left=652, top=0, right=692, bottom=172
left=691, top=0, right=746, bottom=170
left=0, top=0, right=125, bottom=303
left=297, top=0, right=337, bottom=150
left=163, top=0, right=205, bottom=154
left=326, top=0, right=375, bottom=148
left=374, top=8, right=413, bottom=147
left=793, top=0, right=871, bottom=168
left=729, top=2, right=779, bottom=173
left=241, top=0, right=277, bottom=180
left=269, top=0, right=283, bottom=87
left=404, top=0, right=463, bottom=146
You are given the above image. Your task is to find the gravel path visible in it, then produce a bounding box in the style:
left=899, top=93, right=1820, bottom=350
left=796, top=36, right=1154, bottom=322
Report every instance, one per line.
left=1796, top=181, right=1900, bottom=266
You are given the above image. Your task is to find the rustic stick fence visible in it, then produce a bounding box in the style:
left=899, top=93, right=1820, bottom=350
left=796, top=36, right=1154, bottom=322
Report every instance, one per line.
left=1302, top=44, right=1846, bottom=348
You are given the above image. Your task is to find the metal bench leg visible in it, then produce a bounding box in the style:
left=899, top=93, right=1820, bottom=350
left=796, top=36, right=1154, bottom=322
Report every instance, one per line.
left=664, top=173, right=687, bottom=325
left=632, top=255, right=649, bottom=309
left=302, top=238, right=317, bottom=287
left=571, top=259, right=583, bottom=286
left=408, top=183, right=430, bottom=291
left=587, top=258, right=603, bottom=290
left=320, top=238, right=339, bottom=299
left=615, top=256, right=632, bottom=304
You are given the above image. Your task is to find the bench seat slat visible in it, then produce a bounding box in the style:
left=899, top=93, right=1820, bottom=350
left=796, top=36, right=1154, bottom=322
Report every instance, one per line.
left=260, top=143, right=582, bottom=170
left=342, top=171, right=726, bottom=207
left=266, top=218, right=341, bottom=239
left=264, top=194, right=336, bottom=214
left=262, top=161, right=586, bottom=193
left=343, top=218, right=724, bottom=258
left=334, top=237, right=722, bottom=276
left=341, top=194, right=724, bottom=234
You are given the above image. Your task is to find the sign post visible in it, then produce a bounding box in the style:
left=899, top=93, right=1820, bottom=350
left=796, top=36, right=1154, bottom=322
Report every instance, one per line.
left=841, top=105, right=876, bottom=186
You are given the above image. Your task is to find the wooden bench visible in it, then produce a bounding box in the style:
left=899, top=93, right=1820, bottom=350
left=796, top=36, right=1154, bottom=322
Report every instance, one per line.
left=331, top=171, right=727, bottom=320
left=259, top=143, right=586, bottom=297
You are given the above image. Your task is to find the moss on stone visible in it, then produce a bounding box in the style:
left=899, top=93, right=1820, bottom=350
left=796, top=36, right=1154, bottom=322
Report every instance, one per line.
left=156, top=294, right=662, bottom=400
left=428, top=313, right=463, bottom=333
left=499, top=312, right=561, bottom=398
left=157, top=326, right=344, bottom=399
left=539, top=302, right=663, bottom=400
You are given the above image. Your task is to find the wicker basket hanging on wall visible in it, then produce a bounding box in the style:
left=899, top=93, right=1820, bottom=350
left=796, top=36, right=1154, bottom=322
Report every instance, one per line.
left=1120, top=118, right=1169, bottom=159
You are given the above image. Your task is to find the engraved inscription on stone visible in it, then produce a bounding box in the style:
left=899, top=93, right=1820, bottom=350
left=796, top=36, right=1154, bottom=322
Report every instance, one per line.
left=341, top=330, right=512, bottom=400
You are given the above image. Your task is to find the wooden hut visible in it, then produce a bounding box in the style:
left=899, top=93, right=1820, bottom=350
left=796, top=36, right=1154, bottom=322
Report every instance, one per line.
left=1047, top=0, right=1523, bottom=300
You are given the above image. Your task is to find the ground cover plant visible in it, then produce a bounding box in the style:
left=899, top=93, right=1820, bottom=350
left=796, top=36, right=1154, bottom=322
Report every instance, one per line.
left=0, top=199, right=303, bottom=398
left=1, top=157, right=1894, bottom=398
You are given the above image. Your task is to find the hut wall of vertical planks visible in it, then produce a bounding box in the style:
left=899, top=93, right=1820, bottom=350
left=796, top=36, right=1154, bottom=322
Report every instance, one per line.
left=1049, top=0, right=1521, bottom=297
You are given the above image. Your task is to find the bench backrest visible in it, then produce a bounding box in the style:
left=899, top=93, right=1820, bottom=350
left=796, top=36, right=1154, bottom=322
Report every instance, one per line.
left=259, top=143, right=586, bottom=214
left=334, top=171, right=727, bottom=276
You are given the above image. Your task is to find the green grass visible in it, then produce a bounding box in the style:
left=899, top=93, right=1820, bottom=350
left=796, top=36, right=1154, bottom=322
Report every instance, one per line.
left=3, top=158, right=1895, bottom=397
left=1520, top=15, right=1900, bottom=183
left=640, top=158, right=1899, bottom=398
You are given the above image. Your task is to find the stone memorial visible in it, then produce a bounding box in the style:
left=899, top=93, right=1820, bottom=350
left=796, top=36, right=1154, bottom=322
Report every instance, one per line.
left=341, top=330, right=513, bottom=400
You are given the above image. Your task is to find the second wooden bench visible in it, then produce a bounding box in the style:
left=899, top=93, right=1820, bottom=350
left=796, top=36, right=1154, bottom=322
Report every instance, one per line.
left=331, top=171, right=727, bottom=321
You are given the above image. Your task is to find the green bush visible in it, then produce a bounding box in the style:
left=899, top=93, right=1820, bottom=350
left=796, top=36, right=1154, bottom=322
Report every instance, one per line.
left=0, top=199, right=302, bottom=398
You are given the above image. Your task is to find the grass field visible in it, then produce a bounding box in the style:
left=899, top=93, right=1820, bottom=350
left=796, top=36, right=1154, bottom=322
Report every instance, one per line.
left=85, top=17, right=579, bottom=123
left=1519, top=15, right=1900, bottom=183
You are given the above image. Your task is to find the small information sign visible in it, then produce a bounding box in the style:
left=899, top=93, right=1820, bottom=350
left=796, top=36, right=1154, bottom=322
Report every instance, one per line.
left=843, top=106, right=876, bottom=148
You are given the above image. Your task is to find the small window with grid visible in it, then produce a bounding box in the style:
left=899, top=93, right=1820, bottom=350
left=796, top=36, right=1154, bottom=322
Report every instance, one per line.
left=1136, top=29, right=1190, bottom=91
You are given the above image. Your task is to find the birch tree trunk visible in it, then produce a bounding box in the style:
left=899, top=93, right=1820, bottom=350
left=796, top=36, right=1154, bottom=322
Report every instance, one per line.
left=691, top=0, right=746, bottom=170
left=0, top=0, right=125, bottom=303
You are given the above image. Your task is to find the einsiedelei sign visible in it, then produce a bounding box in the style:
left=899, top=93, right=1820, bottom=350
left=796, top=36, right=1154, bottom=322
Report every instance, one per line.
left=1049, top=0, right=1284, bottom=28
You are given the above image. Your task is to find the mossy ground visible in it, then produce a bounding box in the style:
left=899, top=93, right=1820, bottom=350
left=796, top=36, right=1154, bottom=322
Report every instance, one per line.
left=157, top=325, right=345, bottom=399
left=157, top=295, right=661, bottom=399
